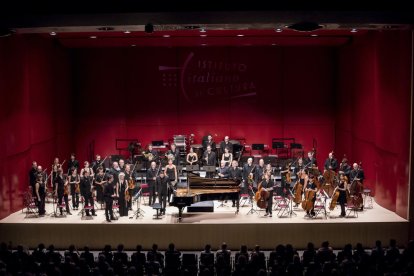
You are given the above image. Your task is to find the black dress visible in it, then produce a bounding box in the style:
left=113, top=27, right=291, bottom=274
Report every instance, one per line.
left=95, top=173, right=105, bottom=204
left=118, top=180, right=128, bottom=217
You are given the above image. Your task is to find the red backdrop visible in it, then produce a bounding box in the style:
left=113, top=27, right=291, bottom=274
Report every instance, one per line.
left=0, top=31, right=411, bottom=219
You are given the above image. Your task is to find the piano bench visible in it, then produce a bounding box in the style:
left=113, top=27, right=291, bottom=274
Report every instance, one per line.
left=152, top=203, right=162, bottom=219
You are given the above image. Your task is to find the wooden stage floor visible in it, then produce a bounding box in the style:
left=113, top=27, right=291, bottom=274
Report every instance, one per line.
left=0, top=197, right=408, bottom=250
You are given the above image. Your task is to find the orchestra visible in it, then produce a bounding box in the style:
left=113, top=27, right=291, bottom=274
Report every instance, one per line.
left=25, top=134, right=369, bottom=221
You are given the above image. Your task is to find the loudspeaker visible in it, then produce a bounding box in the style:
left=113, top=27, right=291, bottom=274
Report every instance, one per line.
left=145, top=23, right=154, bottom=33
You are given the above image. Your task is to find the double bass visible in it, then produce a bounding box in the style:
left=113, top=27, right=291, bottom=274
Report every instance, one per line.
left=349, top=162, right=363, bottom=210
left=255, top=181, right=270, bottom=209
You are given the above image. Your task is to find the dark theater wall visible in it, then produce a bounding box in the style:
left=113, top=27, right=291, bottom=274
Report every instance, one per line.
left=72, top=46, right=336, bottom=164
left=336, top=31, right=412, bottom=219
left=0, top=35, right=72, bottom=219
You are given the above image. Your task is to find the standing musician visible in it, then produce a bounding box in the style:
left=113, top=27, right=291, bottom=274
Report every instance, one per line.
left=67, top=153, right=79, bottom=172
left=186, top=147, right=198, bottom=165
left=220, top=136, right=233, bottom=157
left=336, top=173, right=349, bottom=217
left=92, top=155, right=105, bottom=173
left=116, top=172, right=129, bottom=217
left=146, top=161, right=158, bottom=206
left=203, top=134, right=216, bottom=152
left=349, top=163, right=365, bottom=210
left=203, top=145, right=217, bottom=178
left=80, top=170, right=96, bottom=216
left=119, top=159, right=126, bottom=173
left=103, top=175, right=117, bottom=222
left=29, top=161, right=38, bottom=194
left=229, top=160, right=242, bottom=207
left=143, top=144, right=159, bottom=168
left=110, top=161, right=121, bottom=184
left=68, top=168, right=80, bottom=210
left=304, top=175, right=317, bottom=217
left=254, top=159, right=266, bottom=184
left=339, top=156, right=351, bottom=180
left=304, top=152, right=318, bottom=169
left=280, top=162, right=292, bottom=196
left=242, top=157, right=256, bottom=194
left=349, top=163, right=365, bottom=184
left=155, top=171, right=169, bottom=215
left=166, top=143, right=180, bottom=166
left=124, top=164, right=136, bottom=211
left=221, top=147, right=233, bottom=167
left=292, top=158, right=304, bottom=175
left=35, top=174, right=46, bottom=216
left=51, top=158, right=62, bottom=191
left=164, top=158, right=178, bottom=200
left=324, top=152, right=338, bottom=172
left=265, top=163, right=273, bottom=176
left=260, top=172, right=274, bottom=217
left=94, top=167, right=106, bottom=206
left=54, top=169, right=71, bottom=215
left=80, top=161, right=94, bottom=179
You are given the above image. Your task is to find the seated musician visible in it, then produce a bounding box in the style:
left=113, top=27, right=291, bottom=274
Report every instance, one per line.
left=304, top=175, right=317, bottom=217
left=261, top=172, right=274, bottom=217
left=339, top=156, right=351, bottom=180
left=166, top=143, right=180, bottom=166
left=349, top=163, right=364, bottom=184
left=324, top=151, right=338, bottom=172
left=203, top=145, right=217, bottom=178
left=304, top=151, right=318, bottom=169
left=186, top=147, right=198, bottom=165
left=220, top=136, right=233, bottom=156
left=337, top=173, right=348, bottom=217
left=218, top=160, right=229, bottom=178
left=229, top=160, right=242, bottom=207
left=221, top=147, right=233, bottom=167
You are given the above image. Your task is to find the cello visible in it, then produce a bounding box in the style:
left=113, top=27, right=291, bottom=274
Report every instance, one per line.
left=292, top=169, right=307, bottom=205
left=302, top=178, right=316, bottom=212
left=349, top=162, right=363, bottom=210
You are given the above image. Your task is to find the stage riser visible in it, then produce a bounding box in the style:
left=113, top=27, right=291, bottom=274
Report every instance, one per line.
left=0, top=222, right=409, bottom=251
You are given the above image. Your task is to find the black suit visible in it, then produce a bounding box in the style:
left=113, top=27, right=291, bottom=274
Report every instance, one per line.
left=103, top=181, right=115, bottom=220
left=260, top=179, right=274, bottom=215
left=220, top=141, right=233, bottom=154
left=146, top=168, right=158, bottom=205
left=203, top=151, right=217, bottom=178
left=155, top=175, right=169, bottom=213
left=324, top=158, right=338, bottom=171
left=80, top=177, right=95, bottom=215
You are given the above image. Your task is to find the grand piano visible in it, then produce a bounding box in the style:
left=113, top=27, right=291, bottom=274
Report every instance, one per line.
left=170, top=173, right=241, bottom=221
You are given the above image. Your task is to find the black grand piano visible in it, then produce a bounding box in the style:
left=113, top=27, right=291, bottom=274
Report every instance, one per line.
left=170, top=173, right=241, bottom=221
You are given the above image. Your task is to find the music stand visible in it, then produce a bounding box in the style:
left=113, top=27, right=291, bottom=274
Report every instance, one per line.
left=186, top=164, right=199, bottom=172
left=130, top=188, right=145, bottom=219
left=246, top=185, right=258, bottom=215
left=252, top=144, right=264, bottom=151
left=287, top=188, right=297, bottom=217
left=203, top=166, right=216, bottom=178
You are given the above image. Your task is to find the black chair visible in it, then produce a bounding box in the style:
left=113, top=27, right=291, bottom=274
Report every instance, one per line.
left=164, top=251, right=181, bottom=275
left=199, top=252, right=214, bottom=275
left=181, top=253, right=198, bottom=275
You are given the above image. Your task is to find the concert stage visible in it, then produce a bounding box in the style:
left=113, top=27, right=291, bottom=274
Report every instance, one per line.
left=0, top=198, right=408, bottom=250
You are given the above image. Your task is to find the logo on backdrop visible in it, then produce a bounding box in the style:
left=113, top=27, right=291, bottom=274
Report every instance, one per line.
left=159, top=52, right=257, bottom=103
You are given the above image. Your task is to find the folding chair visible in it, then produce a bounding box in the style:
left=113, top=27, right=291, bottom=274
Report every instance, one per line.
left=239, top=193, right=250, bottom=207
left=55, top=197, right=68, bottom=217
left=273, top=195, right=285, bottom=211
left=276, top=197, right=290, bottom=218
left=312, top=195, right=328, bottom=219
left=112, top=200, right=120, bottom=219
left=346, top=199, right=359, bottom=218
left=140, top=182, right=150, bottom=205
left=363, top=188, right=373, bottom=209
left=24, top=192, right=39, bottom=218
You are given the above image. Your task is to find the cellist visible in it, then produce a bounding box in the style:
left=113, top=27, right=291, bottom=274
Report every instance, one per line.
left=261, top=172, right=274, bottom=217
left=304, top=175, right=317, bottom=217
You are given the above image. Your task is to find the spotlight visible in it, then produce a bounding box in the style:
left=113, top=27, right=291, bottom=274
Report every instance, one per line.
left=145, top=23, right=154, bottom=33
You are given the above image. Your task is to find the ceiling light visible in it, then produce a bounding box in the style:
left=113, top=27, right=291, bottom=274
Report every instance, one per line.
left=237, top=34, right=244, bottom=37
left=49, top=31, right=56, bottom=36
left=351, top=28, right=358, bottom=33
left=131, top=44, right=136, bottom=47
left=90, top=36, right=97, bottom=39
left=201, top=43, right=207, bottom=46
left=124, top=30, right=131, bottom=34
left=271, top=43, right=277, bottom=46
left=200, top=28, right=206, bottom=33
left=311, top=34, right=318, bottom=37
left=200, top=34, right=207, bottom=37
left=163, top=35, right=171, bottom=38
left=275, top=28, right=282, bottom=33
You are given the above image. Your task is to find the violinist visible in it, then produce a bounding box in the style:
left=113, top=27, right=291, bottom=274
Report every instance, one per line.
left=336, top=173, right=348, bottom=217
left=324, top=152, right=338, bottom=172
left=67, top=153, right=79, bottom=172
left=186, top=147, right=198, bottom=165
left=304, top=175, right=317, bottom=218
left=69, top=168, right=80, bottom=210
left=103, top=175, right=116, bottom=222
left=304, top=152, right=317, bottom=169
left=124, top=164, right=136, bottom=210
left=80, top=170, right=96, bottom=216
left=116, top=172, right=128, bottom=217
left=155, top=171, right=169, bottom=215
left=265, top=163, right=273, bottom=176
left=228, top=160, right=242, bottom=207
left=35, top=174, right=46, bottom=216
left=146, top=161, right=158, bottom=206
left=51, top=157, right=62, bottom=190
left=80, top=161, right=94, bottom=179
left=94, top=167, right=106, bottom=206
left=54, top=169, right=71, bottom=215
left=280, top=162, right=292, bottom=194
left=293, top=158, right=304, bottom=175
left=261, top=172, right=274, bottom=217
left=92, top=154, right=105, bottom=173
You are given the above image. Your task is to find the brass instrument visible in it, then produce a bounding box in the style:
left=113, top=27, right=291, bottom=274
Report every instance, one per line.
left=142, top=151, right=154, bottom=161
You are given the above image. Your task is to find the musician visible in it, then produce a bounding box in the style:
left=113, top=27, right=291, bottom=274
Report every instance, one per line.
left=304, top=152, right=317, bottom=169
left=280, top=162, right=292, bottom=194
left=51, top=157, right=62, bottom=190
left=337, top=173, right=348, bottom=217
left=220, top=136, right=233, bottom=156
left=349, top=163, right=365, bottom=184
left=254, top=159, right=266, bottom=183
left=80, top=161, right=94, bottom=179
left=54, top=169, right=71, bottom=215
left=119, top=159, right=126, bottom=172
left=324, top=152, right=338, bottom=172
left=146, top=161, right=158, bottom=206
left=29, top=161, right=38, bottom=194
left=202, top=134, right=216, bottom=152
left=186, top=147, right=198, bottom=165
left=229, top=160, right=242, bottom=207
left=116, top=172, right=129, bottom=217
left=304, top=175, right=317, bottom=217
left=103, top=175, right=116, bottom=222
left=203, top=145, right=217, bottom=178
left=143, top=144, right=159, bottom=167
left=80, top=170, right=96, bottom=216
left=110, top=161, right=121, bottom=184
left=67, top=153, right=79, bottom=172
left=124, top=164, right=136, bottom=210
left=165, top=158, right=177, bottom=200
left=166, top=143, right=180, bottom=166
left=292, top=158, right=304, bottom=175
left=339, top=157, right=351, bottom=179
left=155, top=171, right=169, bottom=215
left=242, top=157, right=256, bottom=193
left=92, top=155, right=105, bottom=173
left=265, top=164, right=273, bottom=176
left=94, top=167, right=106, bottom=205
left=68, top=168, right=80, bottom=210
left=221, top=147, right=233, bottom=167
left=261, top=172, right=274, bottom=217
left=218, top=160, right=229, bottom=178
left=35, top=174, right=46, bottom=216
